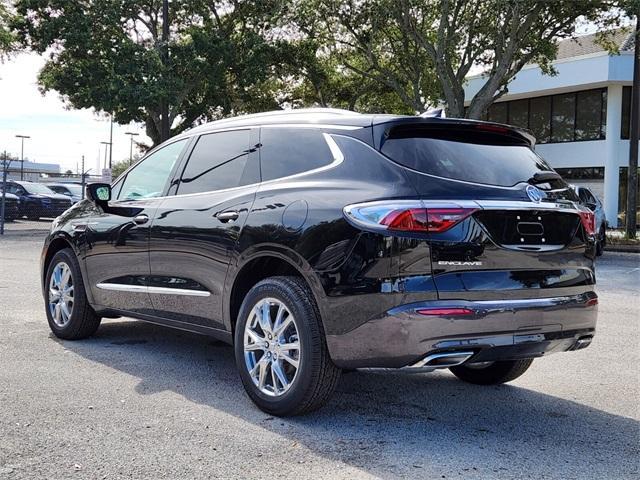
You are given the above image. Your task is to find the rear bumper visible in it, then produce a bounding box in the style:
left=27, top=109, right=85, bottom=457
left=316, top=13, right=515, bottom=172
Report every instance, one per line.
left=326, top=292, right=598, bottom=369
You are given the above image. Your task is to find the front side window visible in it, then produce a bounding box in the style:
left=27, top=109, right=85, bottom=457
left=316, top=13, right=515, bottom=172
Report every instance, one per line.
left=177, top=130, right=257, bottom=195
left=117, top=139, right=187, bottom=201
left=260, top=128, right=334, bottom=182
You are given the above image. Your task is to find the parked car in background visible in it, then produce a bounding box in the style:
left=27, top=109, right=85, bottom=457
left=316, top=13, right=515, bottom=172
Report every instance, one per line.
left=47, top=183, right=83, bottom=204
left=3, top=180, right=73, bottom=220
left=40, top=109, right=598, bottom=416
left=574, top=186, right=606, bottom=255
left=0, top=192, right=21, bottom=221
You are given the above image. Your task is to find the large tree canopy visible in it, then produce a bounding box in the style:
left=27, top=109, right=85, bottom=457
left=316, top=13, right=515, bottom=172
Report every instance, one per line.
left=302, top=0, right=625, bottom=117
left=10, top=0, right=632, bottom=142
left=12, top=0, right=287, bottom=145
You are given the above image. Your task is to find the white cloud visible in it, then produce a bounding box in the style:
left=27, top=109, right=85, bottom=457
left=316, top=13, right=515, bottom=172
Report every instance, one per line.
left=0, top=53, right=149, bottom=174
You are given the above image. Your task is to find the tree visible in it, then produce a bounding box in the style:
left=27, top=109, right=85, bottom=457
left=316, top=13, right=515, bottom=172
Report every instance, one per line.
left=12, top=1, right=286, bottom=146
left=310, top=0, right=623, bottom=117
left=0, top=0, right=16, bottom=61
left=111, top=159, right=131, bottom=180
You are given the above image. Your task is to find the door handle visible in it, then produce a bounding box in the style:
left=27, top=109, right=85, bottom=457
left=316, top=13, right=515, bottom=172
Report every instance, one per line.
left=217, top=211, right=239, bottom=222
left=133, top=214, right=149, bottom=225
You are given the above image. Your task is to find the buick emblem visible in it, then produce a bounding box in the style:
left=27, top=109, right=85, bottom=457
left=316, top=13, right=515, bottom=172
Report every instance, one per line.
left=526, top=185, right=544, bottom=203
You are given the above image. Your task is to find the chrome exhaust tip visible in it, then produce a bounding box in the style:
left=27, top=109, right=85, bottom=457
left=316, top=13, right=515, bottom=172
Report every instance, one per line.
left=403, top=351, right=475, bottom=371
left=571, top=335, right=593, bottom=351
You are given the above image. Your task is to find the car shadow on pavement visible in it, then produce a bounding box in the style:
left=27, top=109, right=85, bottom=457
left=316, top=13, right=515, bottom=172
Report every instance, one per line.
left=61, top=319, right=639, bottom=478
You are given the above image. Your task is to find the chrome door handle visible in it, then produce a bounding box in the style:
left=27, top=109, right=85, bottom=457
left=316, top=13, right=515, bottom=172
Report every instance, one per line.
left=217, top=211, right=239, bottom=222
left=133, top=214, right=149, bottom=225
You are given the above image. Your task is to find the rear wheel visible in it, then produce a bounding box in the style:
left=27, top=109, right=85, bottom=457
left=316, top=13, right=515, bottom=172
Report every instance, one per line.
left=450, top=359, right=533, bottom=385
left=45, top=248, right=101, bottom=340
left=234, top=276, right=341, bottom=416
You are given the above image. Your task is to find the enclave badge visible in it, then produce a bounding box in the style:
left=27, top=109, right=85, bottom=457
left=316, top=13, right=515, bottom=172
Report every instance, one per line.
left=526, top=184, right=544, bottom=203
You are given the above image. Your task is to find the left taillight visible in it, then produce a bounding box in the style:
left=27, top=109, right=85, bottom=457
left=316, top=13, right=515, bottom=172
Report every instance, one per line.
left=578, top=209, right=596, bottom=236
left=344, top=201, right=477, bottom=234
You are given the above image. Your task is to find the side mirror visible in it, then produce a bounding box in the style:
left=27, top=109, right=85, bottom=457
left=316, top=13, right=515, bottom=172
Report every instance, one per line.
left=586, top=202, right=597, bottom=211
left=86, top=183, right=111, bottom=204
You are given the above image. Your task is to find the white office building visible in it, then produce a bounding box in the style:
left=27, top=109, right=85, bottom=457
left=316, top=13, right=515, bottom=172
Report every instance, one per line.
left=464, top=29, right=637, bottom=227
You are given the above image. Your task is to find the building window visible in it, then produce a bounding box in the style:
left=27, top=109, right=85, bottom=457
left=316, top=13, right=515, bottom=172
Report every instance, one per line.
left=508, top=99, right=529, bottom=129
left=551, top=93, right=576, bottom=142
left=487, top=102, right=508, bottom=124
left=576, top=89, right=607, bottom=140
left=529, top=96, right=551, bottom=143
left=621, top=86, right=632, bottom=139
left=479, top=88, right=607, bottom=144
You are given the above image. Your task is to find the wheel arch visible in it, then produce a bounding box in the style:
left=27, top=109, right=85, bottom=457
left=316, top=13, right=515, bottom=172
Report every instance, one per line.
left=224, top=248, right=327, bottom=339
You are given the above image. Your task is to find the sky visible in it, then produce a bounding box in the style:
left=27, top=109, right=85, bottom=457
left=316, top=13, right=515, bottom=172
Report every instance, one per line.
left=0, top=53, right=148, bottom=175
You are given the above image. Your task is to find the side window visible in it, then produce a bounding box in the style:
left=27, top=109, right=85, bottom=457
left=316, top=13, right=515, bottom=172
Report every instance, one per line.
left=260, top=128, right=334, bottom=182
left=117, top=139, right=187, bottom=201
left=177, top=130, right=257, bottom=195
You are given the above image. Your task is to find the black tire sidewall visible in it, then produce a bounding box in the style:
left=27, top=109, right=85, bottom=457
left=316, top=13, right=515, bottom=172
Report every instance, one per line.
left=234, top=279, right=318, bottom=415
left=44, top=248, right=89, bottom=337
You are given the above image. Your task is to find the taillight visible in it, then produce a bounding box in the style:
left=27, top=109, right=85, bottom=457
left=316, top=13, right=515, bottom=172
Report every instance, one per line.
left=344, top=201, right=477, bottom=234
left=578, top=209, right=596, bottom=236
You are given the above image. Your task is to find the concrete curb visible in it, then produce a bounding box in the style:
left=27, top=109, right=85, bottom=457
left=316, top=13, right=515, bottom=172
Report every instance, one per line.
left=605, top=245, right=640, bottom=254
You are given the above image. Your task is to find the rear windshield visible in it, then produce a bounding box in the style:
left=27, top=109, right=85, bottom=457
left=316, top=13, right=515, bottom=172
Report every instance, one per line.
left=380, top=125, right=551, bottom=187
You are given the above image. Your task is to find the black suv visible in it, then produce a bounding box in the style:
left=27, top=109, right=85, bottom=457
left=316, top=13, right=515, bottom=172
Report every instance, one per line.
left=41, top=109, right=598, bottom=415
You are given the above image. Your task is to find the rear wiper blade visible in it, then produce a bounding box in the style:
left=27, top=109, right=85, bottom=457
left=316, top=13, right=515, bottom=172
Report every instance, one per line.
left=528, top=171, right=562, bottom=184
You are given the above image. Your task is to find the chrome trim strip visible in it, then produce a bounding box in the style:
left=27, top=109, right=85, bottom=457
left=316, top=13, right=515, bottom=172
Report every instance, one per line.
left=96, top=283, right=211, bottom=297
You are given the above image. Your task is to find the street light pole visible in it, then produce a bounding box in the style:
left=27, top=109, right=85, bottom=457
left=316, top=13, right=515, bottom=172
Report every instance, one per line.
left=108, top=114, right=114, bottom=170
left=100, top=141, right=110, bottom=171
left=125, top=132, right=140, bottom=166
left=15, top=134, right=30, bottom=181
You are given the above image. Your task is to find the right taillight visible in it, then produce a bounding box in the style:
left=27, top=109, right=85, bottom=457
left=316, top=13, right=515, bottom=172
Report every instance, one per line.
left=344, top=201, right=477, bottom=234
left=578, top=209, right=596, bottom=236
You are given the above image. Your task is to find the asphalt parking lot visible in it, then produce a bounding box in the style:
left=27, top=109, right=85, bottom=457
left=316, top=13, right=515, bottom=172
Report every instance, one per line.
left=0, top=234, right=638, bottom=479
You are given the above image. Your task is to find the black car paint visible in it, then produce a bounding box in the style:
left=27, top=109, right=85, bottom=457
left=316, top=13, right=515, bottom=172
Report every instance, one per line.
left=41, top=112, right=597, bottom=369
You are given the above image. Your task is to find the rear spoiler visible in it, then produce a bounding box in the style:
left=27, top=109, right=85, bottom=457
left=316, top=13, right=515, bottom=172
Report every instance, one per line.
left=372, top=117, right=536, bottom=150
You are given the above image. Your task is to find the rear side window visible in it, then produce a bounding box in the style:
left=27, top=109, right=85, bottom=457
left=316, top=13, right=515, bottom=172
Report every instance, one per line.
left=260, top=128, right=333, bottom=181
left=178, top=130, right=258, bottom=194
left=381, top=125, right=550, bottom=187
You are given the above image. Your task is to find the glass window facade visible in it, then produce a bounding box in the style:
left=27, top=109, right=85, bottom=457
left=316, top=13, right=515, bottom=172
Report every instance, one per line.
left=483, top=88, right=607, bottom=144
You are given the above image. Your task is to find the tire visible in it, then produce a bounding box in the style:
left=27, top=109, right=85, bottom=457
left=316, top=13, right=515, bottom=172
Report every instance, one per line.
left=449, top=359, right=533, bottom=385
left=234, top=276, right=341, bottom=416
left=44, top=248, right=101, bottom=340
left=596, top=225, right=606, bottom=256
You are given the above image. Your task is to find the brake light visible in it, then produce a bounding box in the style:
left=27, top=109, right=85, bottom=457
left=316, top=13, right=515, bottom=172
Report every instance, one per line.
left=344, top=201, right=477, bottom=234
left=381, top=207, right=476, bottom=233
left=579, top=210, right=596, bottom=236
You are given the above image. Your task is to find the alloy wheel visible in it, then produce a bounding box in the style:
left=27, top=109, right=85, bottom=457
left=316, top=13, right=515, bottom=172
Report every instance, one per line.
left=48, top=262, right=74, bottom=327
left=243, top=297, right=301, bottom=397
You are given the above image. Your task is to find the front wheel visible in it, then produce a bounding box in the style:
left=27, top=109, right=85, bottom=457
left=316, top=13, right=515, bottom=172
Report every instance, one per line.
left=450, top=359, right=533, bottom=385
left=234, top=276, right=341, bottom=416
left=44, top=248, right=101, bottom=340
